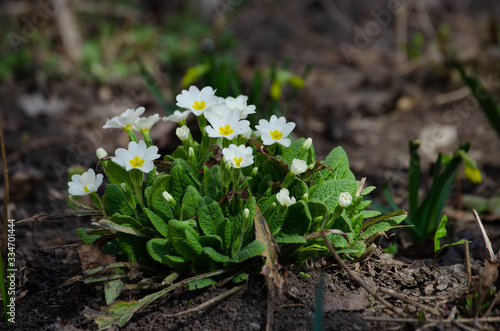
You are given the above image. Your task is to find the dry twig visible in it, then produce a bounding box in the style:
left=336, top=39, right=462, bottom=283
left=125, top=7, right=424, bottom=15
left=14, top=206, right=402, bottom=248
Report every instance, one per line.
left=320, top=230, right=405, bottom=317
left=165, top=285, right=244, bottom=318
left=378, top=287, right=443, bottom=316
left=473, top=209, right=496, bottom=261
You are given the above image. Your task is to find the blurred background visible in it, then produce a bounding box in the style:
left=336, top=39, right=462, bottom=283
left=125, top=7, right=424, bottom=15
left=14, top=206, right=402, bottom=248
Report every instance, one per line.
left=1, top=0, right=500, bottom=249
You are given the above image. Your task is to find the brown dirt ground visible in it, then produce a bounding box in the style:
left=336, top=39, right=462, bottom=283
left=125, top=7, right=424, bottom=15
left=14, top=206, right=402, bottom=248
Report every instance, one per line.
left=1, top=0, right=500, bottom=330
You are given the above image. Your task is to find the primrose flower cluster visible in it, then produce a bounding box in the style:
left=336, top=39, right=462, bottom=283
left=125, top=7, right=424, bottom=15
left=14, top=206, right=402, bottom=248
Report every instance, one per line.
left=67, top=85, right=405, bottom=275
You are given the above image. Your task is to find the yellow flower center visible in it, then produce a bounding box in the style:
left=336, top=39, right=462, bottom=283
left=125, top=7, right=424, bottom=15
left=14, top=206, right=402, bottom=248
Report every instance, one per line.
left=193, top=101, right=206, bottom=111
left=129, top=156, right=145, bottom=168
left=121, top=124, right=133, bottom=131
left=219, top=124, right=234, bottom=136
left=83, top=186, right=89, bottom=193
left=233, top=157, right=243, bottom=167
left=270, top=129, right=283, bottom=140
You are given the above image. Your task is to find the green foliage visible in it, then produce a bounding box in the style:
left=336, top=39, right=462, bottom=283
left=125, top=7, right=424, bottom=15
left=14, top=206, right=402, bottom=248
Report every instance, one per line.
left=73, top=86, right=407, bottom=327
left=433, top=215, right=469, bottom=262
left=379, top=141, right=476, bottom=243
left=453, top=60, right=500, bottom=141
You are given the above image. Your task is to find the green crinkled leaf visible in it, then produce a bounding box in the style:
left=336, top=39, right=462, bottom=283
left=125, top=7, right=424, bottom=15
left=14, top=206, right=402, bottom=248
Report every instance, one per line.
left=152, top=190, right=174, bottom=221
left=361, top=214, right=407, bottom=239
left=110, top=213, right=142, bottom=229
left=203, top=165, right=222, bottom=200
left=307, top=200, right=328, bottom=231
left=198, top=196, right=224, bottom=236
left=202, top=246, right=230, bottom=263
left=143, top=168, right=157, bottom=189
left=361, top=186, right=376, bottom=196
left=274, top=235, right=307, bottom=244
left=361, top=210, right=381, bottom=218
left=104, top=184, right=134, bottom=217
left=233, top=272, right=249, bottom=283
left=199, top=234, right=223, bottom=252
left=288, top=178, right=309, bottom=201
left=143, top=208, right=168, bottom=238
left=187, top=278, right=217, bottom=290
left=282, top=137, right=306, bottom=164
left=321, top=146, right=355, bottom=181
left=216, top=218, right=232, bottom=254
left=76, top=228, right=101, bottom=244
left=146, top=238, right=171, bottom=265
left=257, top=173, right=273, bottom=197
left=169, top=159, right=200, bottom=202
left=146, top=173, right=170, bottom=207
left=282, top=200, right=312, bottom=236
left=346, top=197, right=371, bottom=218
left=231, top=239, right=265, bottom=263
left=168, top=219, right=202, bottom=263
left=337, top=241, right=366, bottom=259
left=309, top=179, right=357, bottom=214
left=117, top=233, right=151, bottom=263
left=181, top=185, right=202, bottom=221
left=105, top=161, right=134, bottom=188
left=261, top=159, right=285, bottom=182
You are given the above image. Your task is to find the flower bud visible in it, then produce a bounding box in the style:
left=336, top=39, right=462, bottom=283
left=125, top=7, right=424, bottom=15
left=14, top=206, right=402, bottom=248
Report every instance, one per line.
left=251, top=167, right=259, bottom=177
left=176, top=125, right=190, bottom=141
left=302, top=137, right=313, bottom=150
left=276, top=188, right=296, bottom=207
left=243, top=208, right=250, bottom=220
left=290, top=159, right=307, bottom=176
left=163, top=191, right=175, bottom=203
left=338, top=192, right=352, bottom=208
left=188, top=147, right=195, bottom=159
left=96, top=147, right=108, bottom=160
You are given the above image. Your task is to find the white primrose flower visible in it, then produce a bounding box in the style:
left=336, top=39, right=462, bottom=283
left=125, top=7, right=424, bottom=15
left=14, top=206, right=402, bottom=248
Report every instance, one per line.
left=68, top=168, right=103, bottom=196
left=276, top=188, right=296, bottom=207
left=225, top=95, right=256, bottom=119
left=176, top=86, right=218, bottom=116
left=338, top=192, right=353, bottom=208
left=205, top=109, right=250, bottom=140
left=112, top=140, right=160, bottom=173
left=133, top=114, right=160, bottom=133
left=176, top=125, right=191, bottom=141
left=103, top=107, right=145, bottom=131
left=163, top=110, right=191, bottom=124
left=255, top=115, right=296, bottom=147
left=222, top=144, right=254, bottom=168
left=290, top=159, right=307, bottom=175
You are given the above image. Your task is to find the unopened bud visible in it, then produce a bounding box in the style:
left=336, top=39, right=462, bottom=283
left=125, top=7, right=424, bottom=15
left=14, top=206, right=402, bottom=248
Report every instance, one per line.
left=188, top=147, right=195, bottom=159
left=163, top=191, right=175, bottom=203
left=96, top=147, right=108, bottom=160
left=290, top=159, right=307, bottom=176
left=338, top=192, right=352, bottom=208
left=176, top=125, right=190, bottom=141
left=251, top=167, right=259, bottom=177
left=302, top=137, right=313, bottom=150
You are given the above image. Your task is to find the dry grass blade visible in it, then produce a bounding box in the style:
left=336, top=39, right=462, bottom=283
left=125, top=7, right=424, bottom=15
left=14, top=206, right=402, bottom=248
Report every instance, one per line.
left=472, top=209, right=496, bottom=261
left=254, top=205, right=284, bottom=331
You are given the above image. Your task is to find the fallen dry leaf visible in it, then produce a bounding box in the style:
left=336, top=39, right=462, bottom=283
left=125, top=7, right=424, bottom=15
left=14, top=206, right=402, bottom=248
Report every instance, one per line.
left=77, top=244, right=116, bottom=274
